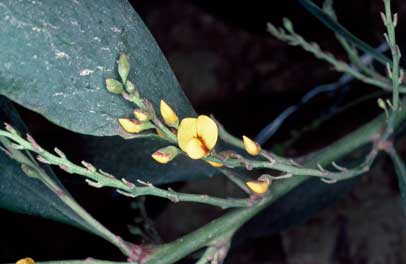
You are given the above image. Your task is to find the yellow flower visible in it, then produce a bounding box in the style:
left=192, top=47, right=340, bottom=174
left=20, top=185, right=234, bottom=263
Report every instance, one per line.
left=242, top=135, right=261, bottom=156
left=160, top=100, right=179, bottom=127
left=16, top=258, right=35, bottom=264
left=246, top=178, right=270, bottom=195
left=207, top=160, right=223, bottom=167
left=177, top=115, right=218, bottom=159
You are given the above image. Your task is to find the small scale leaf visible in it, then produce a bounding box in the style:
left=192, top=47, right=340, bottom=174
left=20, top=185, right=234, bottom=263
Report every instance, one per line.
left=105, top=79, right=124, bottom=94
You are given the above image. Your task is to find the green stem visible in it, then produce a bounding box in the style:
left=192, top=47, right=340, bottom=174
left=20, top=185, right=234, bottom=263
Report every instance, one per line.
left=383, top=0, right=402, bottom=139
left=267, top=21, right=406, bottom=94
left=0, top=130, right=249, bottom=209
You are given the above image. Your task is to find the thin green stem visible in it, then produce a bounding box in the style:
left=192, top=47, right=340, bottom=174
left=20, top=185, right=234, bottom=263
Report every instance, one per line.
left=0, top=129, right=249, bottom=209
left=267, top=21, right=406, bottom=93
left=382, top=0, right=402, bottom=142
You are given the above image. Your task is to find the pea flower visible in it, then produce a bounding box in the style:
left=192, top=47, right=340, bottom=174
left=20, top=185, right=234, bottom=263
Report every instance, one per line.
left=177, top=115, right=218, bottom=159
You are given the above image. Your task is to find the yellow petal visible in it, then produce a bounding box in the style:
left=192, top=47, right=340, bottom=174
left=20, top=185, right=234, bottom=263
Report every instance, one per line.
left=177, top=118, right=198, bottom=152
left=160, top=100, right=179, bottom=127
left=196, top=115, right=218, bottom=150
left=16, top=258, right=35, bottom=264
left=118, top=118, right=141, bottom=133
left=184, top=138, right=208, bottom=159
left=246, top=179, right=270, bottom=194
left=243, top=135, right=261, bottom=156
left=207, top=160, right=223, bottom=167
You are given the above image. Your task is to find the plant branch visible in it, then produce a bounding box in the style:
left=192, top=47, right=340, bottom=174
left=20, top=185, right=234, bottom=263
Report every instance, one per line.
left=381, top=0, right=403, bottom=142
left=266, top=20, right=406, bottom=93
left=0, top=127, right=250, bottom=209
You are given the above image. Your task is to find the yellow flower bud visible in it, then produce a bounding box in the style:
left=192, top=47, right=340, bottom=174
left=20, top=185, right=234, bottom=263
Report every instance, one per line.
left=118, top=118, right=142, bottom=133
left=207, top=160, right=223, bottom=167
left=16, top=258, right=35, bottom=264
left=118, top=118, right=154, bottom=133
left=242, top=135, right=261, bottom=156
left=133, top=109, right=150, bottom=122
left=246, top=178, right=270, bottom=195
left=160, top=100, right=179, bottom=127
left=152, top=146, right=179, bottom=164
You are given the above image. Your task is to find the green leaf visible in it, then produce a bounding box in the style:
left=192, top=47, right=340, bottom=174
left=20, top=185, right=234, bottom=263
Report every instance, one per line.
left=0, top=96, right=96, bottom=235
left=297, top=0, right=392, bottom=67
left=388, top=148, right=406, bottom=215
left=0, top=0, right=194, bottom=137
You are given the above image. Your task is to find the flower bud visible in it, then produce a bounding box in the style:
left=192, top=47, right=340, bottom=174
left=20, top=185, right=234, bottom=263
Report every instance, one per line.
left=207, top=160, right=223, bottom=167
left=160, top=100, right=179, bottom=127
left=125, top=80, right=139, bottom=96
left=246, top=178, right=270, bottom=195
left=16, top=258, right=35, bottom=264
left=118, top=118, right=154, bottom=133
left=118, top=53, right=130, bottom=83
left=152, top=146, right=179, bottom=164
left=106, top=78, right=124, bottom=94
left=134, top=109, right=151, bottom=122
left=243, top=135, right=261, bottom=156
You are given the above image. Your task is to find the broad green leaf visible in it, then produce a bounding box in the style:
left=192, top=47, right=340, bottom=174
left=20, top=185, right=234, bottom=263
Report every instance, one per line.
left=0, top=96, right=97, bottom=235
left=298, top=0, right=392, bottom=67
left=0, top=0, right=194, bottom=137
left=388, top=148, right=406, bottom=215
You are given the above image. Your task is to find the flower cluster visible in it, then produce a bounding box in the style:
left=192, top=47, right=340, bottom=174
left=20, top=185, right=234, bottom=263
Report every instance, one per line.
left=107, top=53, right=270, bottom=195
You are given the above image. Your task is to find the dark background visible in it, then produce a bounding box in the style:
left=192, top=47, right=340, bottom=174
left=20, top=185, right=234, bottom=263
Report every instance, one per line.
left=1, top=0, right=405, bottom=263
